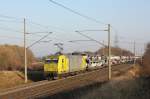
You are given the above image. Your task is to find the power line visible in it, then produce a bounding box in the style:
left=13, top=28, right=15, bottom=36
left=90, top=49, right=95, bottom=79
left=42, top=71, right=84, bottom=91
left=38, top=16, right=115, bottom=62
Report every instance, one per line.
left=0, top=14, right=75, bottom=42
left=0, top=36, right=51, bottom=42
left=0, top=14, right=67, bottom=33
left=0, top=26, right=22, bottom=33
left=49, top=0, right=107, bottom=25
left=75, top=29, right=107, bottom=32
left=0, top=14, right=22, bottom=20
left=0, top=26, right=52, bottom=42
left=0, top=14, right=74, bottom=44
left=0, top=27, right=47, bottom=41
left=0, top=19, right=23, bottom=23
left=0, top=35, right=39, bottom=41
left=26, top=19, right=71, bottom=33
left=75, top=31, right=106, bottom=47
left=26, top=20, right=49, bottom=29
left=0, top=35, right=23, bottom=40
left=69, top=40, right=97, bottom=42
left=0, top=14, right=49, bottom=30
left=27, top=32, right=52, bottom=48
left=0, top=36, right=43, bottom=43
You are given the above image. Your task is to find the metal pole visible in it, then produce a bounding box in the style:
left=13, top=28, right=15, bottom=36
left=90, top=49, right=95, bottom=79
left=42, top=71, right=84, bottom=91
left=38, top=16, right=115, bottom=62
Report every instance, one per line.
left=140, top=48, right=143, bottom=64
left=102, top=40, right=105, bottom=55
left=108, top=24, right=111, bottom=80
left=133, top=41, right=136, bottom=65
left=24, top=18, right=28, bottom=83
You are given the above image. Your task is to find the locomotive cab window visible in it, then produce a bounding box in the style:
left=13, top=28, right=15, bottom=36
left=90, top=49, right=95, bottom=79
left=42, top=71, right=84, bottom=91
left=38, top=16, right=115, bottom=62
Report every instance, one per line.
left=45, top=59, right=58, bottom=63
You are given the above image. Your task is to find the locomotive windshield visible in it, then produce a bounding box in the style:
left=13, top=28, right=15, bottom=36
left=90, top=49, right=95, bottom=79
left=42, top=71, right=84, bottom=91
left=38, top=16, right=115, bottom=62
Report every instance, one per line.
left=45, top=59, right=58, bottom=63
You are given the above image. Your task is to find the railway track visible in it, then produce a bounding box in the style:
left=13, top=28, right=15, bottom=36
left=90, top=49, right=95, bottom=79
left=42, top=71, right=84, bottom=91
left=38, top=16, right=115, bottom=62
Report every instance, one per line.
left=0, top=64, right=132, bottom=99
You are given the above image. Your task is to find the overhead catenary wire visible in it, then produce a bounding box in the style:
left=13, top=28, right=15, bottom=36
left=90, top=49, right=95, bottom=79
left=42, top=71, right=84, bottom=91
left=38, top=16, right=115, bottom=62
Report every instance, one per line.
left=0, top=26, right=22, bottom=33
left=0, top=35, right=23, bottom=40
left=75, top=31, right=106, bottom=47
left=0, top=14, right=96, bottom=44
left=0, top=26, right=53, bottom=40
left=0, top=13, right=108, bottom=47
left=0, top=14, right=56, bottom=38
left=0, top=25, right=50, bottom=43
left=0, top=19, right=23, bottom=23
left=26, top=19, right=72, bottom=34
left=0, top=14, right=69, bottom=34
left=0, top=34, right=51, bottom=43
left=0, top=14, right=23, bottom=23
left=0, top=25, right=61, bottom=43
left=76, top=29, right=107, bottom=32
left=27, top=32, right=52, bottom=48
left=0, top=14, right=50, bottom=30
left=49, top=0, right=107, bottom=25
left=0, top=14, right=21, bottom=20
left=69, top=40, right=98, bottom=42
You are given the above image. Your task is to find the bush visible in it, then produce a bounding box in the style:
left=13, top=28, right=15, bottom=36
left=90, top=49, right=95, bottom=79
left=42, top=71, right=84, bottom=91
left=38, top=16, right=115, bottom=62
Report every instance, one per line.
left=142, top=43, right=150, bottom=75
left=95, top=47, right=134, bottom=56
left=0, top=45, right=35, bottom=70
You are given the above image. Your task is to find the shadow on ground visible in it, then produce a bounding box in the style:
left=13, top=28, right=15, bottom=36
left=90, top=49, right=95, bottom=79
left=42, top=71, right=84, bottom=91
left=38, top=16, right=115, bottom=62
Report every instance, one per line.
left=21, top=70, right=45, bottom=82
left=28, top=70, right=45, bottom=81
left=39, top=77, right=150, bottom=99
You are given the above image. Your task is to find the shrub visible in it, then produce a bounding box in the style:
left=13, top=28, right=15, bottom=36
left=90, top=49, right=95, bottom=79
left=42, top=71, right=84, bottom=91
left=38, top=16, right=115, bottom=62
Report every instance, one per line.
left=142, top=43, right=150, bottom=75
left=95, top=47, right=134, bottom=56
left=0, top=45, right=35, bottom=70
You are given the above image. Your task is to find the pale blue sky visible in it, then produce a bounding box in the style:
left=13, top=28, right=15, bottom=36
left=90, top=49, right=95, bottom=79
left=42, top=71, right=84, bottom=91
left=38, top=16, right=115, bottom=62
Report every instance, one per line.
left=0, top=0, right=149, bottom=57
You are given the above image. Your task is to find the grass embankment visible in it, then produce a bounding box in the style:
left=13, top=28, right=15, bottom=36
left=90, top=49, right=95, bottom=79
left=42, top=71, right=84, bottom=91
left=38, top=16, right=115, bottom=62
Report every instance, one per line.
left=0, top=70, right=45, bottom=91
left=0, top=71, right=32, bottom=91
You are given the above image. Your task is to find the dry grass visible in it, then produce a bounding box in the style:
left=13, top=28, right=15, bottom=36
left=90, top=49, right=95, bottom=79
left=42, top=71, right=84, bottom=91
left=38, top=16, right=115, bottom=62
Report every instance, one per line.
left=141, top=43, right=150, bottom=76
left=129, top=64, right=142, bottom=77
left=0, top=70, right=45, bottom=91
left=0, top=71, right=32, bottom=90
left=0, top=44, right=35, bottom=70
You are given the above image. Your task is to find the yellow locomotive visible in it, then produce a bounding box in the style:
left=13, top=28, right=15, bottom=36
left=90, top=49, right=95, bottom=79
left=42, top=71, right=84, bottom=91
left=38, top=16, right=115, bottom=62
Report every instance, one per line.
left=44, top=54, right=87, bottom=79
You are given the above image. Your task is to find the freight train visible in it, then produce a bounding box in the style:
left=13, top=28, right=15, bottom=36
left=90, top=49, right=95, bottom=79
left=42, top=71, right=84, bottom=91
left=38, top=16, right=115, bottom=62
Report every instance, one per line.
left=44, top=54, right=135, bottom=80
